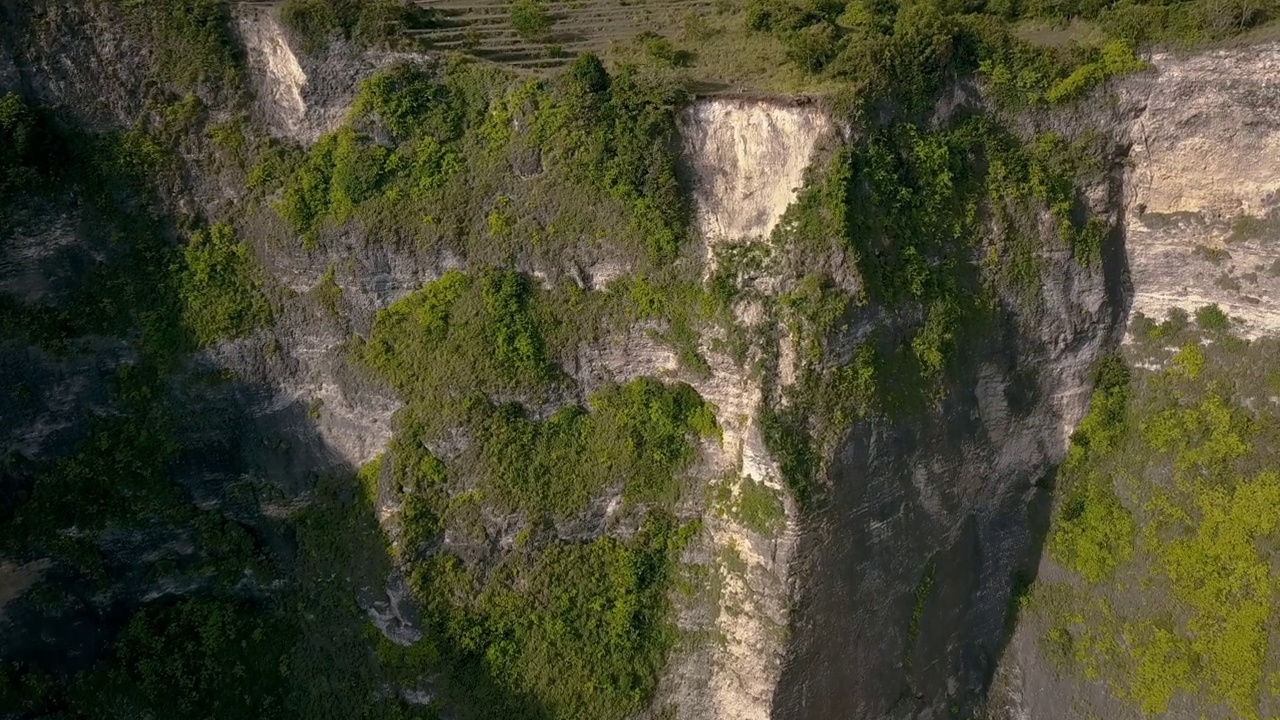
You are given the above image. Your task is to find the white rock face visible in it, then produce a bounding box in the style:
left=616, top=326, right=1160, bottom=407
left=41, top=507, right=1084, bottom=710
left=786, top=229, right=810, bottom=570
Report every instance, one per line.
left=234, top=7, right=308, bottom=139
left=1125, top=46, right=1280, bottom=338
left=233, top=5, right=379, bottom=144
left=639, top=98, right=828, bottom=720
left=681, top=99, right=831, bottom=265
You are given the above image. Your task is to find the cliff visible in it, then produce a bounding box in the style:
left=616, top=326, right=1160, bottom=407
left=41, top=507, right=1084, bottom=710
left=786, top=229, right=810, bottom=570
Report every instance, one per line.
left=3, top=2, right=1279, bottom=719
left=988, top=44, right=1280, bottom=720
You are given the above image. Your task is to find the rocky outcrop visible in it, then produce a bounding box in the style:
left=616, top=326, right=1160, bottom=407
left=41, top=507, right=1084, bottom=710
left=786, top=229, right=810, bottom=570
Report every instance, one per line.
left=680, top=99, right=832, bottom=272
left=232, top=4, right=412, bottom=145
left=989, top=43, right=1280, bottom=720
left=1123, top=46, right=1280, bottom=339
left=771, top=210, right=1119, bottom=719
left=234, top=6, right=310, bottom=139
left=567, top=98, right=828, bottom=720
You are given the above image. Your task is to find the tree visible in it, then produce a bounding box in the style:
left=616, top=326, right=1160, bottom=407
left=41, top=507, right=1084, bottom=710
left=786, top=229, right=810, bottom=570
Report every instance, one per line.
left=510, top=0, right=553, bottom=40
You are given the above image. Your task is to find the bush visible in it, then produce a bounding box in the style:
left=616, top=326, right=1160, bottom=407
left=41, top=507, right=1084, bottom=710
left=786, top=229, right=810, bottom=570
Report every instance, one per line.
left=734, top=478, right=787, bottom=535
left=360, top=269, right=559, bottom=406
left=510, top=0, right=553, bottom=40
left=118, top=0, right=240, bottom=91
left=1043, top=40, right=1146, bottom=104
left=278, top=128, right=393, bottom=241
left=638, top=33, right=692, bottom=67
left=279, top=0, right=342, bottom=54
left=78, top=599, right=292, bottom=719
left=1048, top=476, right=1135, bottom=582
left=1195, top=303, right=1231, bottom=332
left=466, top=378, right=717, bottom=516
left=176, top=223, right=271, bottom=346
left=413, top=516, right=696, bottom=720
left=0, top=93, right=51, bottom=195
left=784, top=21, right=845, bottom=73
left=280, top=0, right=435, bottom=53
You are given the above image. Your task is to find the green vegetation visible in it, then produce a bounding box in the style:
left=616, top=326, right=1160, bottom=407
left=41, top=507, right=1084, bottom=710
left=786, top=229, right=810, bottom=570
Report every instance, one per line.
left=76, top=598, right=293, bottom=718
left=360, top=269, right=558, bottom=402
left=464, top=378, right=718, bottom=516
left=1, top=365, right=182, bottom=558
left=0, top=93, right=57, bottom=197
left=360, top=268, right=719, bottom=517
left=0, top=74, right=429, bottom=720
left=112, top=0, right=241, bottom=92
left=12, top=0, right=1280, bottom=714
left=1195, top=302, right=1231, bottom=332
left=1030, top=315, right=1280, bottom=718
left=346, top=254, right=719, bottom=717
left=176, top=223, right=272, bottom=346
left=403, top=515, right=698, bottom=720
left=740, top=0, right=1269, bottom=113
left=510, top=0, right=554, bottom=41
left=759, top=117, right=1106, bottom=510
left=1047, top=355, right=1135, bottom=581
left=279, top=0, right=435, bottom=54
left=275, top=57, right=688, bottom=263
left=731, top=477, right=788, bottom=535
left=904, top=561, right=937, bottom=673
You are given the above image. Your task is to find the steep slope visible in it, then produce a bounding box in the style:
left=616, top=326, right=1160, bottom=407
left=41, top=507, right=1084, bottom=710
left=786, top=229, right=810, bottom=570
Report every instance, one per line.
left=990, top=44, right=1280, bottom=720
left=769, top=112, right=1127, bottom=720
left=10, top=2, right=1280, bottom=719
left=1123, top=46, right=1280, bottom=339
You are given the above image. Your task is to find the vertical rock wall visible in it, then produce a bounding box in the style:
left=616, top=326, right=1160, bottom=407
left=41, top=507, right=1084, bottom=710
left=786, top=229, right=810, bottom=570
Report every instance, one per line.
left=1123, top=46, right=1280, bottom=339
left=991, top=44, right=1280, bottom=720
left=620, top=98, right=831, bottom=720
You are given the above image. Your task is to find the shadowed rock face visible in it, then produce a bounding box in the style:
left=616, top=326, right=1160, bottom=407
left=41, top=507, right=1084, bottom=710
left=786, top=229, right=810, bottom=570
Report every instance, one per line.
left=771, top=215, right=1121, bottom=719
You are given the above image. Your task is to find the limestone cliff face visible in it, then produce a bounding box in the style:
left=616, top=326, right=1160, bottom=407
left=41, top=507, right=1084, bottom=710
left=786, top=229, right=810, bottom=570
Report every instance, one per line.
left=651, top=99, right=828, bottom=720
left=680, top=99, right=832, bottom=250
left=1123, top=46, right=1280, bottom=339
left=10, top=3, right=1277, bottom=717
left=990, top=44, right=1280, bottom=720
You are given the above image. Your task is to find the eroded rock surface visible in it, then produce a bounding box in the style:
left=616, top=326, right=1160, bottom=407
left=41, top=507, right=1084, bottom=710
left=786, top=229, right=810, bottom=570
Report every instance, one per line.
left=232, top=4, right=382, bottom=144
left=991, top=44, right=1280, bottom=720
left=680, top=99, right=831, bottom=261
left=1124, top=46, right=1280, bottom=338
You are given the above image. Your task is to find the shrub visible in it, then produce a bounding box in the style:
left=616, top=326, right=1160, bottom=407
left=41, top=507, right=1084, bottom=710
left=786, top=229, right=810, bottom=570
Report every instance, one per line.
left=118, top=0, right=240, bottom=91
left=360, top=269, right=561, bottom=410
left=176, top=223, right=272, bottom=346
left=277, top=128, right=393, bottom=241
left=510, top=0, right=553, bottom=40
left=279, top=0, right=341, bottom=53
left=280, top=0, right=435, bottom=53
left=415, top=516, right=696, bottom=720
left=466, top=378, right=718, bottom=516
left=638, top=33, right=692, bottom=67
left=1195, top=303, right=1231, bottom=332
left=1048, top=476, right=1136, bottom=582
left=783, top=21, right=844, bottom=73
left=734, top=478, right=787, bottom=535
left=0, top=93, right=49, bottom=194
left=79, top=599, right=292, bottom=718
left=1043, top=40, right=1146, bottom=105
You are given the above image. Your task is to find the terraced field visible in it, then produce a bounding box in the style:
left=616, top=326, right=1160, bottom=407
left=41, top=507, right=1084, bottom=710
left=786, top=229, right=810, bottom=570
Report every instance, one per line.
left=412, top=0, right=716, bottom=68
left=408, top=0, right=821, bottom=91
